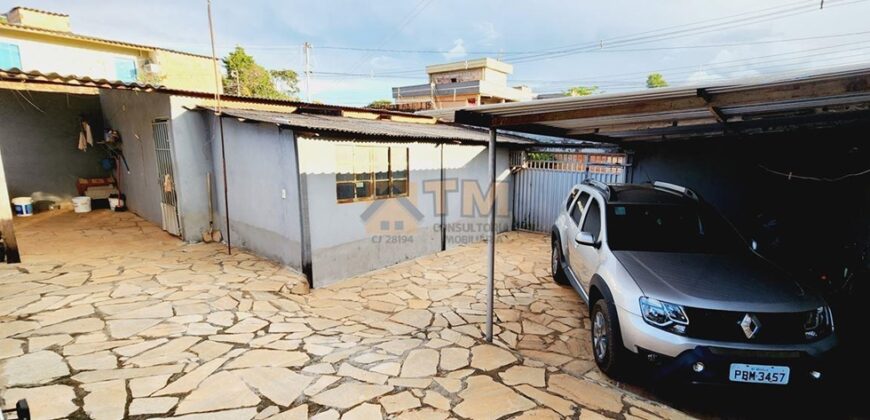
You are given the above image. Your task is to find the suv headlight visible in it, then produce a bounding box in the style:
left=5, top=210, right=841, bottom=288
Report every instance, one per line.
left=803, top=306, right=834, bottom=340
left=640, top=297, right=689, bottom=335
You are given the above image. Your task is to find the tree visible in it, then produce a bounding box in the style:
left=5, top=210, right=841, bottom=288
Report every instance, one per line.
left=646, top=73, right=668, bottom=88
left=564, top=86, right=599, bottom=97
left=222, top=46, right=298, bottom=99
left=367, top=99, right=393, bottom=109
left=270, top=69, right=300, bottom=97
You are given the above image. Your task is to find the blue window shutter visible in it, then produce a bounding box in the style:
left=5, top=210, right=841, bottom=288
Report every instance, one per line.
left=114, top=58, right=137, bottom=82
left=0, top=43, right=21, bottom=70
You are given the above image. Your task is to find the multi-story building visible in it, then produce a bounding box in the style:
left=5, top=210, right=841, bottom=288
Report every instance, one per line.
left=391, top=57, right=534, bottom=110
left=0, top=6, right=221, bottom=93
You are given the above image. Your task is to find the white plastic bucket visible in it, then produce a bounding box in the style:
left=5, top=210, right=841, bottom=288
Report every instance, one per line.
left=72, top=196, right=92, bottom=213
left=11, top=197, right=33, bottom=217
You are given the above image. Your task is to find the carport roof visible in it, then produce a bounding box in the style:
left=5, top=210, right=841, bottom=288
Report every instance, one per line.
left=198, top=106, right=535, bottom=145
left=453, top=64, right=870, bottom=143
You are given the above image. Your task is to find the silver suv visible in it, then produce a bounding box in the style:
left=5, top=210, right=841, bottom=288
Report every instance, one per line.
left=551, top=180, right=837, bottom=385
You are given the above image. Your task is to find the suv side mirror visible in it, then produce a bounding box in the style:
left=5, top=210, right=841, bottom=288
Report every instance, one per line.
left=575, top=231, right=596, bottom=247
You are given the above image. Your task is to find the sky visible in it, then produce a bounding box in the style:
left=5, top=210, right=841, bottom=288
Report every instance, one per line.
left=5, top=0, right=870, bottom=105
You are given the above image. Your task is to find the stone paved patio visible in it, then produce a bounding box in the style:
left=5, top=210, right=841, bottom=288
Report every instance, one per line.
left=0, top=210, right=692, bottom=419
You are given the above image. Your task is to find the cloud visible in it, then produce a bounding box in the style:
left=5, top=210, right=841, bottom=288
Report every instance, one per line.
left=443, top=39, right=467, bottom=60
left=474, top=21, right=500, bottom=45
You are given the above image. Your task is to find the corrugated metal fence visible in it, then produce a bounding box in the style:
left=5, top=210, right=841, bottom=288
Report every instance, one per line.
left=512, top=151, right=627, bottom=232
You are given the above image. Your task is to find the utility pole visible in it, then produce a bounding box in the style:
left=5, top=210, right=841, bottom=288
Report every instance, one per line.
left=303, top=42, right=312, bottom=102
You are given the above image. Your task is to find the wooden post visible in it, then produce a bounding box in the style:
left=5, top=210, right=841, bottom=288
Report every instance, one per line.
left=0, top=147, right=21, bottom=263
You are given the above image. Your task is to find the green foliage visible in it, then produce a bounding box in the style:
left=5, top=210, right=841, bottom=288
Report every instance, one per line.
left=270, top=69, right=300, bottom=96
left=528, top=152, right=555, bottom=161
left=0, top=15, right=7, bottom=24
left=222, top=46, right=298, bottom=99
left=564, top=86, right=599, bottom=96
left=646, top=73, right=668, bottom=88
left=367, top=99, right=394, bottom=108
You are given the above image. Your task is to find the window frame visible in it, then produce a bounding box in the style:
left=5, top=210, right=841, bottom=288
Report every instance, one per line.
left=336, top=145, right=409, bottom=203
left=113, top=57, right=138, bottom=83
left=581, top=197, right=603, bottom=242
left=0, top=42, right=21, bottom=70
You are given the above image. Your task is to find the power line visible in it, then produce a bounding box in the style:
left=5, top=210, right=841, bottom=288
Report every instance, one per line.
left=309, top=29, right=870, bottom=55
left=507, top=0, right=869, bottom=64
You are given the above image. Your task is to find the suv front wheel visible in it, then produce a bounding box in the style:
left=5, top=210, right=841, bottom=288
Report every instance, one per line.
left=591, top=299, right=627, bottom=377
left=551, top=240, right=569, bottom=285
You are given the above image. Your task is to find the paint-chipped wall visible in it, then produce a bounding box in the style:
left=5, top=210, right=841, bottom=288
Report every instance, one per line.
left=298, top=137, right=512, bottom=287
left=205, top=116, right=302, bottom=269
left=0, top=89, right=108, bottom=205
left=99, top=90, right=171, bottom=226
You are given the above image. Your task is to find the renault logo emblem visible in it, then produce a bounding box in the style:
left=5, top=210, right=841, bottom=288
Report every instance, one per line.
left=739, top=314, right=761, bottom=339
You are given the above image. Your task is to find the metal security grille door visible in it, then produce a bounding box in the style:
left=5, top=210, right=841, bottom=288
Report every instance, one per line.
left=512, top=151, right=627, bottom=232
left=152, top=120, right=182, bottom=236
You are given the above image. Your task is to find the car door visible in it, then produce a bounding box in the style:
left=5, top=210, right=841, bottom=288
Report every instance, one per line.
left=574, top=196, right=603, bottom=289
left=566, top=191, right=590, bottom=280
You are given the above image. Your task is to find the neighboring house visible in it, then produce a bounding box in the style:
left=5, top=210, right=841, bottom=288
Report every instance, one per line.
left=0, top=69, right=530, bottom=287
left=391, top=57, right=535, bottom=110
left=0, top=6, right=220, bottom=92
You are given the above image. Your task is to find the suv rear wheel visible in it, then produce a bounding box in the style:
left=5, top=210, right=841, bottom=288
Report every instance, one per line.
left=551, top=240, right=569, bottom=285
left=591, top=299, right=627, bottom=377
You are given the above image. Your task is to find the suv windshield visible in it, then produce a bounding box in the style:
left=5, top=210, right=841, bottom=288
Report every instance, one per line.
left=607, top=202, right=747, bottom=253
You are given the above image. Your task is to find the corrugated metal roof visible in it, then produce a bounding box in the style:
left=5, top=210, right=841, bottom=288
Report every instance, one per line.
left=0, top=68, right=164, bottom=90
left=199, top=107, right=534, bottom=145
left=0, top=68, right=438, bottom=119
left=453, top=64, right=870, bottom=142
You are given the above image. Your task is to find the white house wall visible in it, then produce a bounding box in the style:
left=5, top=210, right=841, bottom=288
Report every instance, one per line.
left=207, top=117, right=303, bottom=270
left=99, top=90, right=171, bottom=226
left=297, top=137, right=512, bottom=287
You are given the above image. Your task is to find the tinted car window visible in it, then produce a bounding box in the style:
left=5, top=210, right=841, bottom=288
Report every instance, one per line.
left=570, top=201, right=583, bottom=225
left=577, top=192, right=590, bottom=209
left=582, top=199, right=602, bottom=241
left=607, top=203, right=746, bottom=253
left=565, top=189, right=578, bottom=211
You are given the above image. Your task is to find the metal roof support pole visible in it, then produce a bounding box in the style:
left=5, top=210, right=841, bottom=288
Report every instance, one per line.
left=485, top=127, right=497, bottom=343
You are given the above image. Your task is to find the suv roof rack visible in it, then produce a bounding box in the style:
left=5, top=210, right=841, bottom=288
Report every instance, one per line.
left=652, top=181, right=699, bottom=200
left=582, top=178, right=612, bottom=200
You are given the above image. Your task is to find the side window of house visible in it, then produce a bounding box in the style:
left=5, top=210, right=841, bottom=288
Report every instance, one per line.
left=582, top=199, right=602, bottom=241
left=0, top=43, right=21, bottom=70
left=336, top=145, right=409, bottom=202
left=570, top=192, right=590, bottom=225
left=114, top=58, right=138, bottom=83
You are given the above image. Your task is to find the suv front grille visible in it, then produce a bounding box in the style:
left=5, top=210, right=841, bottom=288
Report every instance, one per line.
left=682, top=307, right=812, bottom=344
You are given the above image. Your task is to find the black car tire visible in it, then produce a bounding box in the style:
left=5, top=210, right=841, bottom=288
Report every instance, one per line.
left=591, top=298, right=628, bottom=378
left=551, top=240, right=569, bottom=285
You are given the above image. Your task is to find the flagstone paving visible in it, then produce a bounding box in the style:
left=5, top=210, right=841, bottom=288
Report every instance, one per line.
left=0, top=210, right=694, bottom=419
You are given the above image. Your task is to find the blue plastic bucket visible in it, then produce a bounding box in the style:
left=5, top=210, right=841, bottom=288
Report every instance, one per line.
left=12, top=197, right=33, bottom=217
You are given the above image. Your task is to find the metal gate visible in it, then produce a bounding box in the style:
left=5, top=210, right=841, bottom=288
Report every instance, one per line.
left=153, top=120, right=181, bottom=236
left=512, top=151, right=627, bottom=232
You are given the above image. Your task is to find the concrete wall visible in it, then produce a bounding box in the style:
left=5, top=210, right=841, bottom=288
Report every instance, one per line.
left=99, top=90, right=171, bottom=226
left=206, top=116, right=302, bottom=269
left=151, top=50, right=222, bottom=93
left=298, top=137, right=512, bottom=287
left=168, top=97, right=214, bottom=242
left=0, top=89, right=108, bottom=204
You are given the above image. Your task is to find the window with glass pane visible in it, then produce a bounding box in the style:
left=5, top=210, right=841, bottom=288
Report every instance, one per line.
left=391, top=147, right=408, bottom=196
left=0, top=43, right=21, bottom=70
left=114, top=58, right=138, bottom=82
left=335, top=145, right=410, bottom=202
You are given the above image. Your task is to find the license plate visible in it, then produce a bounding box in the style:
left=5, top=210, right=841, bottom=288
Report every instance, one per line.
left=729, top=363, right=790, bottom=385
